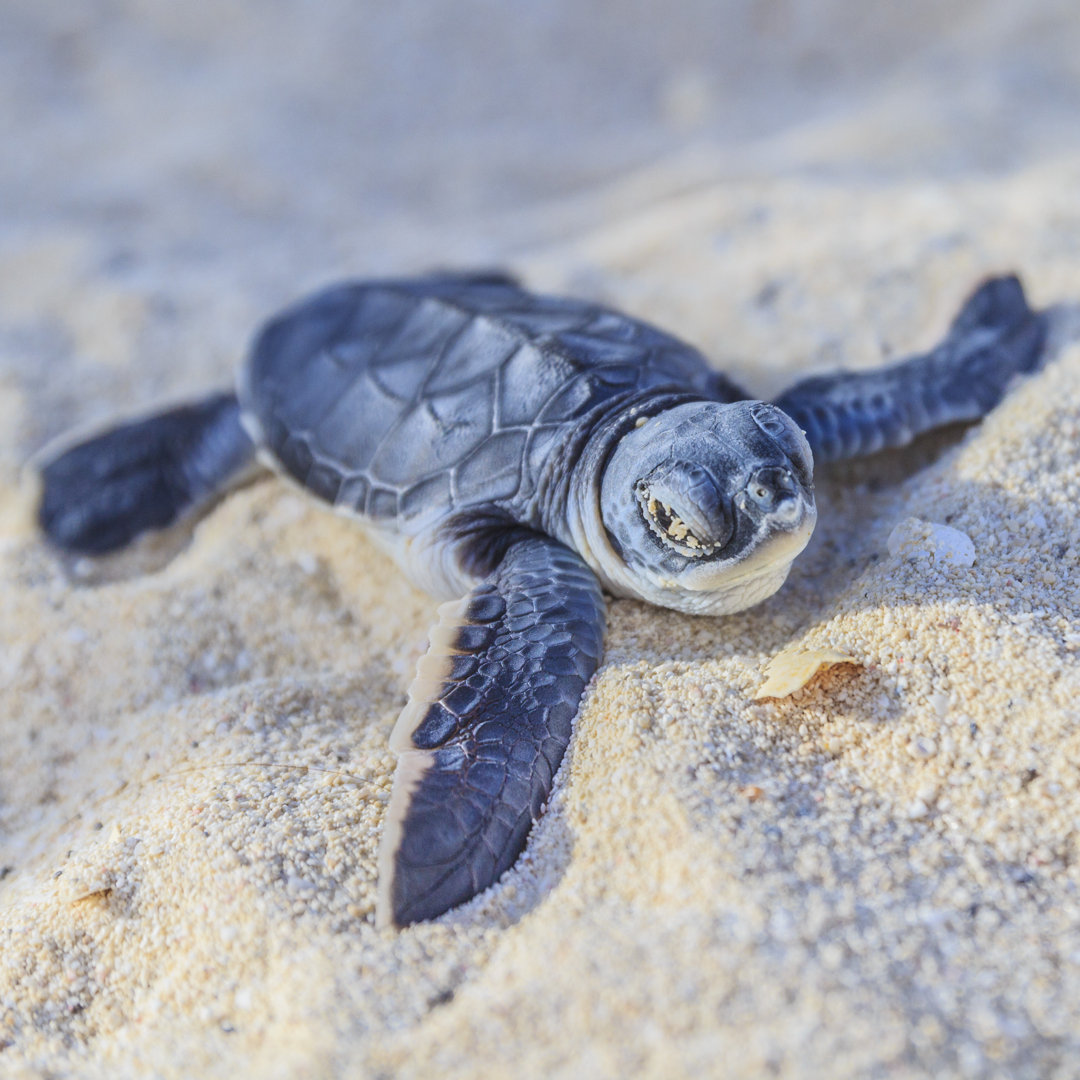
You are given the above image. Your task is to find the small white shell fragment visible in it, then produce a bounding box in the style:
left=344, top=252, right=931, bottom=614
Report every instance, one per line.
left=887, top=517, right=976, bottom=568
left=929, top=692, right=950, bottom=718
left=753, top=643, right=859, bottom=699
left=906, top=735, right=938, bottom=759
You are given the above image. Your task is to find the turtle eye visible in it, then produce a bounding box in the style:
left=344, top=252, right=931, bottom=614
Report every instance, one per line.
left=635, top=462, right=734, bottom=558
left=750, top=402, right=813, bottom=486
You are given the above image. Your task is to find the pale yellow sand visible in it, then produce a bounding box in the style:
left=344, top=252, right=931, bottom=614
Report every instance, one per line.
left=4, top=4, right=1080, bottom=1078
left=3, top=168, right=1080, bottom=1079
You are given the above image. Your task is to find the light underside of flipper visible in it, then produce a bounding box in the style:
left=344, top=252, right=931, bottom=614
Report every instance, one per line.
left=389, top=596, right=472, bottom=754
left=376, top=748, right=438, bottom=929
left=375, top=597, right=470, bottom=925
left=375, top=536, right=605, bottom=929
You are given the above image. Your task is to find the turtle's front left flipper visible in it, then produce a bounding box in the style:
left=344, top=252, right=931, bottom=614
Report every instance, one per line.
left=37, top=392, right=259, bottom=556
left=774, top=274, right=1048, bottom=463
left=377, top=536, right=605, bottom=929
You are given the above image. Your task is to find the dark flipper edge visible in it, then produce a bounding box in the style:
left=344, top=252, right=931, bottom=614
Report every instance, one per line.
left=37, top=392, right=257, bottom=556
left=773, top=275, right=1048, bottom=463
left=376, top=536, right=605, bottom=928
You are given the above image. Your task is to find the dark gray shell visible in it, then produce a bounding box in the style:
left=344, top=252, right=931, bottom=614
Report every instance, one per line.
left=240, top=276, right=741, bottom=525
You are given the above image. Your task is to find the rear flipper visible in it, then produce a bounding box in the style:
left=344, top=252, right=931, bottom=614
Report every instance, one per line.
left=377, top=535, right=605, bottom=928
left=773, top=275, right=1048, bottom=462
left=37, top=392, right=259, bottom=560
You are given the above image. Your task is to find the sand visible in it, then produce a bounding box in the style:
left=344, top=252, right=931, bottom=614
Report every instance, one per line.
left=3, top=3, right=1080, bottom=1078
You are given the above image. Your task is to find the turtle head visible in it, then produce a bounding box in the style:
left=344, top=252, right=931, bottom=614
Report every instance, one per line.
left=594, top=401, right=816, bottom=615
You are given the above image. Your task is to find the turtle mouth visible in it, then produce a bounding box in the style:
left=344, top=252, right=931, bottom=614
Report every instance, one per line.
left=635, top=456, right=815, bottom=565
left=635, top=484, right=726, bottom=558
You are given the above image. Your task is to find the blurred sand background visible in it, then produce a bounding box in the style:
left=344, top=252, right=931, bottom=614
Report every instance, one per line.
left=3, top=1, right=1080, bottom=1076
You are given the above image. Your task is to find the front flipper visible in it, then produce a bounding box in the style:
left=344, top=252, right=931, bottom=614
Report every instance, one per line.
left=774, top=275, right=1048, bottom=462
left=377, top=536, right=605, bottom=928
left=36, top=393, right=258, bottom=557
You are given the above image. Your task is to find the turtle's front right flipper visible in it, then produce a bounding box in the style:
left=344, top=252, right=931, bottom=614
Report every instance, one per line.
left=37, top=392, right=259, bottom=557
left=377, top=536, right=605, bottom=929
left=774, top=274, right=1048, bottom=463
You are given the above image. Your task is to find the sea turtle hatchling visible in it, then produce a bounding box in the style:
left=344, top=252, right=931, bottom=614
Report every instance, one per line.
left=35, top=271, right=1046, bottom=927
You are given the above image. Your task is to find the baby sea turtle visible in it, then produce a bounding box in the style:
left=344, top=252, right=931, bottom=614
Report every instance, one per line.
left=36, top=271, right=1046, bottom=927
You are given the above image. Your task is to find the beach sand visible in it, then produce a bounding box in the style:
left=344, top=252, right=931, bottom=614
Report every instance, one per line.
left=3, top=4, right=1080, bottom=1078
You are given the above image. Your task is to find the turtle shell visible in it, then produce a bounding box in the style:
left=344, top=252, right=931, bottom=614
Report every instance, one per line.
left=240, top=276, right=736, bottom=526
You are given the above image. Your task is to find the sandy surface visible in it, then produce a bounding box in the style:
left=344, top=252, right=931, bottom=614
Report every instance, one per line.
left=4, top=3, right=1080, bottom=1078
